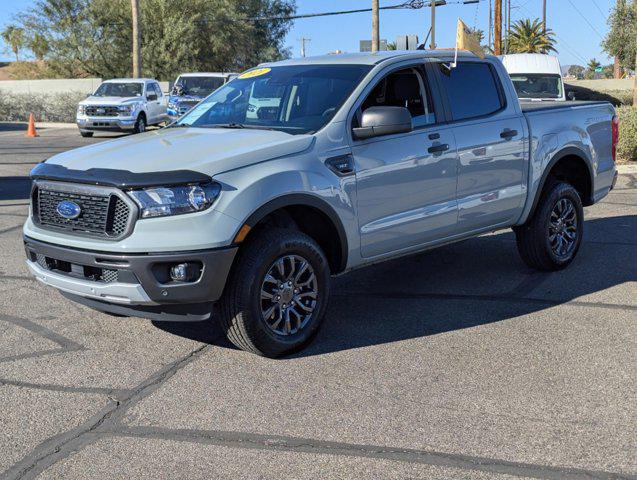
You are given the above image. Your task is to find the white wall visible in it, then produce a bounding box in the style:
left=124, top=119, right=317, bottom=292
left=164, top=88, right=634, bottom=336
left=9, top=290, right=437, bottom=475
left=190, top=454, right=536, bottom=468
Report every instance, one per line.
left=0, top=78, right=103, bottom=94
left=0, top=78, right=171, bottom=94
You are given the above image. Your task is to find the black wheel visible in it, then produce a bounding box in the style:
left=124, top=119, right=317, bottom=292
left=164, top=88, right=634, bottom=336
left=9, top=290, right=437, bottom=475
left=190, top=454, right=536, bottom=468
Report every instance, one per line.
left=514, top=181, right=584, bottom=271
left=133, top=114, right=146, bottom=134
left=79, top=131, right=93, bottom=137
left=219, top=228, right=330, bottom=357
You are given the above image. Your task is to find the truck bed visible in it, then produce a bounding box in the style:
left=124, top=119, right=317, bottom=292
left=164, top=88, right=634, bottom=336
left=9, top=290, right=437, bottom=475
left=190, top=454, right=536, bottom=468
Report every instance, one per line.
left=520, top=100, right=610, bottom=113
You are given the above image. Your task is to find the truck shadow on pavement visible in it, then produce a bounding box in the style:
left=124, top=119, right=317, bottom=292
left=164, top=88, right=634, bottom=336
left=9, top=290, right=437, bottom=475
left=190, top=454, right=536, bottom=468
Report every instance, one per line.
left=154, top=214, right=637, bottom=358
left=0, top=122, right=27, bottom=132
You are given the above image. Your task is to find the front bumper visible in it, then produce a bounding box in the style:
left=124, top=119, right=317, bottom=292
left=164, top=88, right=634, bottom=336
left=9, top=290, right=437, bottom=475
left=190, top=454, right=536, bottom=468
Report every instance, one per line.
left=24, top=236, right=237, bottom=307
left=77, top=116, right=136, bottom=132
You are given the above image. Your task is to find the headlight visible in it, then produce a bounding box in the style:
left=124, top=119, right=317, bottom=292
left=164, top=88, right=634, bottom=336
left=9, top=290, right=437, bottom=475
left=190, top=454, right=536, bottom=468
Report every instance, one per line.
left=118, top=104, right=135, bottom=115
left=77, top=105, right=86, bottom=115
left=129, top=182, right=221, bottom=218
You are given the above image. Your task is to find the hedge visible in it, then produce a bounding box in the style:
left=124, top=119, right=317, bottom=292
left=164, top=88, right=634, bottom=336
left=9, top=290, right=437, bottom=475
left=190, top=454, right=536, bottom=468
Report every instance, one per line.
left=617, top=106, right=637, bottom=163
left=0, top=90, right=86, bottom=123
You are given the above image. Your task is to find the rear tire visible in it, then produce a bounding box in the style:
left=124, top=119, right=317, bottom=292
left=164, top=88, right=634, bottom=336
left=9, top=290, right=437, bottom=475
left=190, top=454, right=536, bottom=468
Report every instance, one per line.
left=219, top=228, right=330, bottom=357
left=514, top=180, right=583, bottom=271
left=79, top=131, right=93, bottom=137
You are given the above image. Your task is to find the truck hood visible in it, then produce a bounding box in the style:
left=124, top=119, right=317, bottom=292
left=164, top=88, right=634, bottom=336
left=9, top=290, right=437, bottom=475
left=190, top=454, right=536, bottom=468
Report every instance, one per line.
left=80, top=96, right=143, bottom=106
left=45, top=127, right=314, bottom=177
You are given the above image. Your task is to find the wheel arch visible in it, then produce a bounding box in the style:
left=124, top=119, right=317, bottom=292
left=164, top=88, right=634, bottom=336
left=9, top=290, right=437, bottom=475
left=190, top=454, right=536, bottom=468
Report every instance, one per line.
left=526, top=146, right=594, bottom=220
left=235, top=194, right=349, bottom=274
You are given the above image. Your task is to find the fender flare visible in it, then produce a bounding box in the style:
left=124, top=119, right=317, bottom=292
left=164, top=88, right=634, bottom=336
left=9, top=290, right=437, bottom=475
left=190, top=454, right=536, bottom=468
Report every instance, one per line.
left=526, top=146, right=594, bottom=220
left=237, top=193, right=349, bottom=273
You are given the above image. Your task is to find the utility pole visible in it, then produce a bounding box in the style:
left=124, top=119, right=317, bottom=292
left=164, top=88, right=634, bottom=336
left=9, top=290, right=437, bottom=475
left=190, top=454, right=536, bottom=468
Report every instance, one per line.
left=372, top=0, right=380, bottom=52
left=633, top=1, right=637, bottom=105
left=131, top=0, right=141, bottom=78
left=298, top=37, right=311, bottom=57
left=488, top=0, right=493, bottom=50
left=494, top=0, right=502, bottom=55
left=430, top=0, right=437, bottom=49
left=542, top=0, right=547, bottom=34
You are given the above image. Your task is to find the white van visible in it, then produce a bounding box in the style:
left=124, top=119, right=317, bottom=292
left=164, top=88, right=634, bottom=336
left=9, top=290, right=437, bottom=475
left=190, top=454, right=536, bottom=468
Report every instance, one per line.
left=499, top=54, right=566, bottom=102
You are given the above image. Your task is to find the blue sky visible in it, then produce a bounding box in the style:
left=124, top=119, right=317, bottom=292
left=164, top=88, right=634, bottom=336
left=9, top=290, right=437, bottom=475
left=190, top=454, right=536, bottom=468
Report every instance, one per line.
left=1, top=0, right=615, bottom=67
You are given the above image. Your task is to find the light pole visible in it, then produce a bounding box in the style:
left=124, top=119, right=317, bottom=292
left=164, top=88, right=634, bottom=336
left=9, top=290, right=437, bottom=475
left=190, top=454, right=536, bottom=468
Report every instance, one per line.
left=430, top=0, right=436, bottom=49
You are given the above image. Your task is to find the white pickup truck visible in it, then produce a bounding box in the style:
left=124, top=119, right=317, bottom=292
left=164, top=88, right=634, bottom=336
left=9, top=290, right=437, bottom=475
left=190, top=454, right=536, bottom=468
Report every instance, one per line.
left=76, top=78, right=168, bottom=137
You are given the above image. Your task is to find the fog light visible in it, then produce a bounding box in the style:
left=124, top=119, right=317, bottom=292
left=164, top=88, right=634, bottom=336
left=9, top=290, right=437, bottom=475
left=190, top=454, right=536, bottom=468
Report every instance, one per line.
left=169, top=263, right=200, bottom=282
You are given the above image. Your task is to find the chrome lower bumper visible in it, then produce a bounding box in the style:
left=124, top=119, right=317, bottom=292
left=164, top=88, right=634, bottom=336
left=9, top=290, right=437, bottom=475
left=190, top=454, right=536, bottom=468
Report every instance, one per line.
left=26, top=260, right=155, bottom=305
left=77, top=117, right=136, bottom=131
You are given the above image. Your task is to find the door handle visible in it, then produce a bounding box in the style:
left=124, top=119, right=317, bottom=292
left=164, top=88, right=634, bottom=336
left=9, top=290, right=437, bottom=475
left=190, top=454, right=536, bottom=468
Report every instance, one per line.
left=428, top=143, right=449, bottom=154
left=500, top=129, right=518, bottom=140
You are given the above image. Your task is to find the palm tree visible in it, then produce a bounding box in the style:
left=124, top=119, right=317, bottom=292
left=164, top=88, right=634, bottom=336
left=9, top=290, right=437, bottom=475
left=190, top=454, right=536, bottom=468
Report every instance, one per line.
left=507, top=18, right=557, bottom=54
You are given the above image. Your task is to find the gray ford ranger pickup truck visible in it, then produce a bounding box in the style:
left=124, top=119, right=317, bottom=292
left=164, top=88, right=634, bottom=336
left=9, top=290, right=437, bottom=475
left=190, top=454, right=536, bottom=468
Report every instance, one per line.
left=24, top=51, right=618, bottom=357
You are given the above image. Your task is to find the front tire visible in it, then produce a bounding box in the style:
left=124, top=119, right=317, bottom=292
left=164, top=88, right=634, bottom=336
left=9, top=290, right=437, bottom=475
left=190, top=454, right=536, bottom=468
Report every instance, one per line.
left=79, top=131, right=93, bottom=137
left=514, top=181, right=584, bottom=271
left=133, top=114, right=146, bottom=134
left=219, top=228, right=331, bottom=357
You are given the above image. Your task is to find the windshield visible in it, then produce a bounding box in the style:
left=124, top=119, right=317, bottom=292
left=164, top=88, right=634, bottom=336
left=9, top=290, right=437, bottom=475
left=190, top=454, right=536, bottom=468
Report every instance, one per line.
left=510, top=73, right=563, bottom=99
left=93, top=82, right=143, bottom=97
left=173, top=76, right=226, bottom=97
left=177, top=64, right=372, bottom=135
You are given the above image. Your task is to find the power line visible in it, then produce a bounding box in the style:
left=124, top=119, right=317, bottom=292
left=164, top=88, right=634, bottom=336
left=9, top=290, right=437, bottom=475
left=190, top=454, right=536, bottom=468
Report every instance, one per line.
left=589, top=0, right=608, bottom=20
left=564, top=0, right=605, bottom=40
left=510, top=2, right=589, bottom=65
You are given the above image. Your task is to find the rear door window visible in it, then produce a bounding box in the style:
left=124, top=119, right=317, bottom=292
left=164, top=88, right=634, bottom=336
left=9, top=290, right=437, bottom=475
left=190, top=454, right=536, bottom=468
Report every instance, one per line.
left=437, top=62, right=504, bottom=121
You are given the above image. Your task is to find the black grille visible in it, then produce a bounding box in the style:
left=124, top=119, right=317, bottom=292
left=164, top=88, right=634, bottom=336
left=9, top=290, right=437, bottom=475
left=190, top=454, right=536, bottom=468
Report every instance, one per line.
left=34, top=187, right=132, bottom=239
left=178, top=101, right=198, bottom=114
left=30, top=252, right=120, bottom=283
left=85, top=105, right=119, bottom=117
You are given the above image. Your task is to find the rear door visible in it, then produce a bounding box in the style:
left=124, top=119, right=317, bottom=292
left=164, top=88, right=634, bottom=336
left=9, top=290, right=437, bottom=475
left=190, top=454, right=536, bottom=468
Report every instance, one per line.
left=350, top=63, right=459, bottom=258
left=433, top=60, right=527, bottom=231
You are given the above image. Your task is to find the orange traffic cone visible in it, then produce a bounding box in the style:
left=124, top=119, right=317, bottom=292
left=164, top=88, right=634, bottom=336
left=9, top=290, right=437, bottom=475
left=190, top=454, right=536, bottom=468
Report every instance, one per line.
left=26, top=113, right=38, bottom=138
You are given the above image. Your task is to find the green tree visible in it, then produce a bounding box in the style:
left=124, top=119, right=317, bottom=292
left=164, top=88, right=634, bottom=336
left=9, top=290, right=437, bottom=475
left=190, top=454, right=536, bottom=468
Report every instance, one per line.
left=1, top=25, right=26, bottom=61
left=567, top=65, right=584, bottom=78
left=585, top=58, right=602, bottom=79
left=15, top=0, right=295, bottom=80
left=602, top=0, right=636, bottom=72
left=507, top=18, right=557, bottom=54
left=386, top=42, right=397, bottom=51
left=29, top=32, right=49, bottom=61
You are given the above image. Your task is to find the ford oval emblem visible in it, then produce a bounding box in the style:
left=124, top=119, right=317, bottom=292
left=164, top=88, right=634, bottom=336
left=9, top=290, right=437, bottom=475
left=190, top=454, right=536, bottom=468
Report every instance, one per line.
left=56, top=200, right=82, bottom=220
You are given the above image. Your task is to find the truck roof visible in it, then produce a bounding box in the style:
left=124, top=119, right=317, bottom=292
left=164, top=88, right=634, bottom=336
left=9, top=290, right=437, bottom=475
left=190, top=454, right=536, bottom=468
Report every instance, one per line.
left=103, top=78, right=157, bottom=83
left=177, top=72, right=235, bottom=77
left=498, top=54, right=562, bottom=75
left=261, top=50, right=494, bottom=67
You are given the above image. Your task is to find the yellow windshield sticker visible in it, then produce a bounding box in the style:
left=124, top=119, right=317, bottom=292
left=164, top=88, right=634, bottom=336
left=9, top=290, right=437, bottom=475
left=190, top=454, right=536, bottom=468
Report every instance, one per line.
left=238, top=67, right=271, bottom=79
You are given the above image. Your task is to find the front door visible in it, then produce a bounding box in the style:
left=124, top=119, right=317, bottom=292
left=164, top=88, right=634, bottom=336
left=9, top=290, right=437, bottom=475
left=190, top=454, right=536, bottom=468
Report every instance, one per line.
left=351, top=65, right=459, bottom=258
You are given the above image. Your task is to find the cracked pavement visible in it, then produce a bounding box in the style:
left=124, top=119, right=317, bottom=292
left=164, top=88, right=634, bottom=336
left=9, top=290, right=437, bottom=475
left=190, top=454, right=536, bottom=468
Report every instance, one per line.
left=0, top=125, right=636, bottom=479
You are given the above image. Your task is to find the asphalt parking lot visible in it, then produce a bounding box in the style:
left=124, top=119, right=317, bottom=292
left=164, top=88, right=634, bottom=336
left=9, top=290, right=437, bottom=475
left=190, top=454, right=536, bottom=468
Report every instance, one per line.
left=0, top=123, right=635, bottom=480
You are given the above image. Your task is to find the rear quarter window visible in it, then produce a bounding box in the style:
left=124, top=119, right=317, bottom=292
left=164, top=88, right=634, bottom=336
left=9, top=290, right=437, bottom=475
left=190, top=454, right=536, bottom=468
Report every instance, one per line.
left=437, top=62, right=504, bottom=121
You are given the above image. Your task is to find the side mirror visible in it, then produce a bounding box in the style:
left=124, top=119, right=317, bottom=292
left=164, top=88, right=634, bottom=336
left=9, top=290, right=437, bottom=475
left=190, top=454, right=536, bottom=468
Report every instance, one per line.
left=352, top=106, right=413, bottom=140
left=567, top=91, right=576, bottom=101
left=147, top=93, right=158, bottom=101
left=86, top=93, right=92, bottom=98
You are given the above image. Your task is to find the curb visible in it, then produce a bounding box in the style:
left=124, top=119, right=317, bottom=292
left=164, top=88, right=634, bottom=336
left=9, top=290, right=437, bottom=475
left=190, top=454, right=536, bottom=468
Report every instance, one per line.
left=617, top=164, right=637, bottom=174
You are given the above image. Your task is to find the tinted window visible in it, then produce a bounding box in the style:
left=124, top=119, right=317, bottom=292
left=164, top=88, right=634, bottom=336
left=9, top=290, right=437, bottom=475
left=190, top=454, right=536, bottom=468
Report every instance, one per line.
left=437, top=62, right=503, bottom=120
left=360, top=67, right=436, bottom=128
left=178, top=65, right=371, bottom=135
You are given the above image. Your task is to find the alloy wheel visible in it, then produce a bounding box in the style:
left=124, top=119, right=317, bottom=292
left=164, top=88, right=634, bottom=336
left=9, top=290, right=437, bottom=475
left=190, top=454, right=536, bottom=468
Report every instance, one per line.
left=260, top=254, right=318, bottom=336
left=548, top=198, right=578, bottom=259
